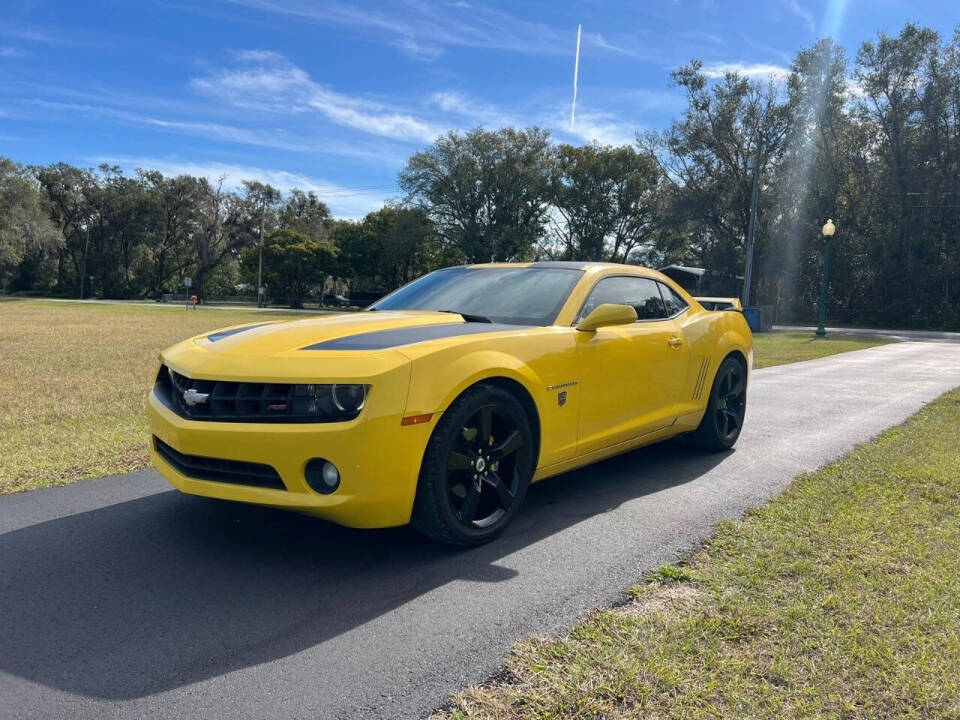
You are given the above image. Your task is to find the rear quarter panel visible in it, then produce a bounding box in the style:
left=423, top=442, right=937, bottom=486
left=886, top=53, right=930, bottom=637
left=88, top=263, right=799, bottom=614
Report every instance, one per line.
left=673, top=305, right=753, bottom=424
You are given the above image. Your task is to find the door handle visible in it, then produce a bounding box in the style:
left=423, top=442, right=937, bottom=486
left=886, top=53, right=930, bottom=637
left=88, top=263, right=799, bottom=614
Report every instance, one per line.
left=667, top=336, right=683, bottom=348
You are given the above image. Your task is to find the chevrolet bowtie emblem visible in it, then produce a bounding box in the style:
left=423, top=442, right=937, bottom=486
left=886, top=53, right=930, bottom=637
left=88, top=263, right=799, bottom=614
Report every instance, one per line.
left=183, top=388, right=210, bottom=406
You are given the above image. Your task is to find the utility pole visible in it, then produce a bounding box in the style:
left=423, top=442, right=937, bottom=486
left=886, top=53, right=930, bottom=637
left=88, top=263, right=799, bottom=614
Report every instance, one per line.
left=742, top=137, right=762, bottom=307
left=79, top=234, right=90, bottom=300
left=257, top=197, right=265, bottom=308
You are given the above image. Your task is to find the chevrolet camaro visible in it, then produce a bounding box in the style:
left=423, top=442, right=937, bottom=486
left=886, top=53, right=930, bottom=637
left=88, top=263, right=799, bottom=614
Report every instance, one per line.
left=148, top=262, right=753, bottom=545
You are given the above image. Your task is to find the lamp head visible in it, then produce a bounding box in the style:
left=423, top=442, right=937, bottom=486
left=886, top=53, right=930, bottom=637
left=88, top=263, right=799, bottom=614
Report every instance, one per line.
left=822, top=219, right=836, bottom=238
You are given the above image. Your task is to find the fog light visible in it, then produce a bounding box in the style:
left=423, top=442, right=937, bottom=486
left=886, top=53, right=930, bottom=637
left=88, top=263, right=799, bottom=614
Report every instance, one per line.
left=305, top=458, right=340, bottom=494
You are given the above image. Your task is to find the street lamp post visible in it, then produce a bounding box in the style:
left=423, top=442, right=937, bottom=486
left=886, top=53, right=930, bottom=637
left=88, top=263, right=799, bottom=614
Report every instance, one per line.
left=815, top=218, right=836, bottom=338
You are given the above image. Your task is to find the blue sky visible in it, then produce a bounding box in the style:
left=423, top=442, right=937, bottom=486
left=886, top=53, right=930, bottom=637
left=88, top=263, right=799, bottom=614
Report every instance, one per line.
left=1, top=0, right=956, bottom=217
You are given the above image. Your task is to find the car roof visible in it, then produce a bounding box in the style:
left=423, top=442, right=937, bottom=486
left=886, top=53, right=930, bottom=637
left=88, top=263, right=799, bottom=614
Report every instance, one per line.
left=465, top=260, right=655, bottom=273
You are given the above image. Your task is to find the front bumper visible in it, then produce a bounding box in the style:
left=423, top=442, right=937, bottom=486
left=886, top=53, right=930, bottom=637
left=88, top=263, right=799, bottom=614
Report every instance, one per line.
left=147, top=388, right=436, bottom=528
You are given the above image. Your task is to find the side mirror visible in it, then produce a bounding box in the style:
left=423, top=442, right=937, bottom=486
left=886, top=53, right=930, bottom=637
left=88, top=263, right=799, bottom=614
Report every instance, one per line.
left=576, top=303, right=638, bottom=332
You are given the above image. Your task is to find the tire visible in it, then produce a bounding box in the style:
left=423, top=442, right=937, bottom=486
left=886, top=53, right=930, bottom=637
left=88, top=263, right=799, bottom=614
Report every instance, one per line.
left=690, top=355, right=748, bottom=452
left=411, top=384, right=535, bottom=546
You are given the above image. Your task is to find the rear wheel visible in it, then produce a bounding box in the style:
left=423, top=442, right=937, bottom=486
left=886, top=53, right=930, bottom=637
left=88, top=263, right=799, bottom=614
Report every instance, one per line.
left=691, top=356, right=747, bottom=452
left=411, top=385, right=534, bottom=546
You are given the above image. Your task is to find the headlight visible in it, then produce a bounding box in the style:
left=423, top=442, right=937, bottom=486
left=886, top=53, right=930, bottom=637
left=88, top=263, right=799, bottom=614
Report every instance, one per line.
left=332, top=384, right=368, bottom=413
left=290, top=384, right=370, bottom=421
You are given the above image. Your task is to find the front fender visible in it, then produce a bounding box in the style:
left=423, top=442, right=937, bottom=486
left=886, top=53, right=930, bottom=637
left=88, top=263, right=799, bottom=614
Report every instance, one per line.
left=397, top=330, right=582, bottom=469
left=402, top=349, right=544, bottom=417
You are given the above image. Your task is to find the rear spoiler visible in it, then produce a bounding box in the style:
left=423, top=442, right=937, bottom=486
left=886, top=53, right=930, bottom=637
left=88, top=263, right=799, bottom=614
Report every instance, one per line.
left=694, top=296, right=743, bottom=312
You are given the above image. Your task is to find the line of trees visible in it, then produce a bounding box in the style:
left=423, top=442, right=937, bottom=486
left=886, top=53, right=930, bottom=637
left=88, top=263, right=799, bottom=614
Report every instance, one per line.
left=2, top=23, right=959, bottom=327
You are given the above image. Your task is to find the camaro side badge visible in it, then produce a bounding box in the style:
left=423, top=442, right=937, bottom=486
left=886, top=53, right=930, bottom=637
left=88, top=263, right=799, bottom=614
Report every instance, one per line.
left=183, top=388, right=210, bottom=406
left=547, top=380, right=577, bottom=408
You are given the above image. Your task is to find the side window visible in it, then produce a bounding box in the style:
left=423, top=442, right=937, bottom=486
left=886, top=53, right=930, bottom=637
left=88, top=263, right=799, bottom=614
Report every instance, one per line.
left=658, top=282, right=689, bottom=317
left=579, top=276, right=668, bottom=322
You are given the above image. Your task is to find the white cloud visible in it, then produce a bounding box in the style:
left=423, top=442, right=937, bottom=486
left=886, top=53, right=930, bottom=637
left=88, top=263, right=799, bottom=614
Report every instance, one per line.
left=31, top=99, right=313, bottom=152
left=701, top=62, right=791, bottom=80
left=25, top=96, right=405, bottom=164
left=785, top=0, right=816, bottom=33
left=0, top=46, right=27, bottom=58
left=191, top=52, right=442, bottom=142
left=221, top=0, right=578, bottom=58
left=427, top=90, right=518, bottom=128
left=428, top=90, right=640, bottom=148
left=565, top=112, right=638, bottom=147
left=94, top=156, right=397, bottom=219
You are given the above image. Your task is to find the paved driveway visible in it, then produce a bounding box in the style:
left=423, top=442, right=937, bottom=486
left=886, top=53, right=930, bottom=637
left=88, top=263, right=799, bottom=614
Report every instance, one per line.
left=2, top=342, right=959, bottom=719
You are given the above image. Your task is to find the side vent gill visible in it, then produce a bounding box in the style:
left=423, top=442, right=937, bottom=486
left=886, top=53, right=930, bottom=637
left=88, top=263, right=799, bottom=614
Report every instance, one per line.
left=692, top=357, right=711, bottom=400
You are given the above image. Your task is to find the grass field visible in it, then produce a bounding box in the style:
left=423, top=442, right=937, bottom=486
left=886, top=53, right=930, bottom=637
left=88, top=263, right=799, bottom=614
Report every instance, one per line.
left=438, top=389, right=960, bottom=719
left=0, top=300, right=306, bottom=494
left=752, top=331, right=892, bottom=368
left=0, top=300, right=895, bottom=494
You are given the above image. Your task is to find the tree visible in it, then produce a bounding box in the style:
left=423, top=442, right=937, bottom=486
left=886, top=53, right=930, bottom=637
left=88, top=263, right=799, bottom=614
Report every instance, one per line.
left=0, top=158, right=59, bottom=291
left=138, top=171, right=202, bottom=300
left=279, top=189, right=331, bottom=238
left=546, top=143, right=660, bottom=262
left=399, top=127, right=552, bottom=262
left=34, top=163, right=97, bottom=296
left=332, top=207, right=446, bottom=291
left=641, top=62, right=790, bottom=293
left=766, top=39, right=852, bottom=314
left=852, top=24, right=957, bottom=325
left=239, top=180, right=282, bottom=305
left=243, top=229, right=337, bottom=308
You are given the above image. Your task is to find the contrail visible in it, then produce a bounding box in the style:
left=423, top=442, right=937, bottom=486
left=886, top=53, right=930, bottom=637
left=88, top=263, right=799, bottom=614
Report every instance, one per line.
left=570, top=23, right=581, bottom=129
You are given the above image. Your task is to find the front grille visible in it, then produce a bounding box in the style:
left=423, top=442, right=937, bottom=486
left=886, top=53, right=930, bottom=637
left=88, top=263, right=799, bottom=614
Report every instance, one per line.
left=155, top=366, right=326, bottom=423
left=153, top=437, right=285, bottom=490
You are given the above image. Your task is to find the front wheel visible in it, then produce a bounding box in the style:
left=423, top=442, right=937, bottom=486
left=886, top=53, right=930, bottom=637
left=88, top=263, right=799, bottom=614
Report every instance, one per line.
left=411, top=385, right=534, bottom=546
left=690, top=356, right=747, bottom=452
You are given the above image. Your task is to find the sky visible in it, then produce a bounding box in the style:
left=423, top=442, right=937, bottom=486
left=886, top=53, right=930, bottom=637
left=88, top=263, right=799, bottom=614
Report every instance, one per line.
left=0, top=0, right=956, bottom=217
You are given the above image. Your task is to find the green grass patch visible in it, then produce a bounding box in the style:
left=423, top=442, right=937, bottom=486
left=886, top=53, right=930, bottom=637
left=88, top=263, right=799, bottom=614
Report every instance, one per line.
left=439, top=389, right=960, bottom=719
left=752, top=331, right=892, bottom=369
left=645, top=564, right=693, bottom=585
left=0, top=299, right=308, bottom=494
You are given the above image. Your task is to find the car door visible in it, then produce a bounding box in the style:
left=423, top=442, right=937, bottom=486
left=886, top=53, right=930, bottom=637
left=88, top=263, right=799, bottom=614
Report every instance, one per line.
left=574, top=275, right=690, bottom=455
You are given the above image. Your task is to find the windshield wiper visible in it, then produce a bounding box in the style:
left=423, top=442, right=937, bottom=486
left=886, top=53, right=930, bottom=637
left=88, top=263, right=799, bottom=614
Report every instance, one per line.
left=438, top=309, right=492, bottom=323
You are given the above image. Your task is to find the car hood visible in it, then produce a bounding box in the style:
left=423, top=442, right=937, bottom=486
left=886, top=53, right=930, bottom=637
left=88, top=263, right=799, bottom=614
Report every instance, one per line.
left=192, top=311, right=477, bottom=357
left=159, top=311, right=526, bottom=381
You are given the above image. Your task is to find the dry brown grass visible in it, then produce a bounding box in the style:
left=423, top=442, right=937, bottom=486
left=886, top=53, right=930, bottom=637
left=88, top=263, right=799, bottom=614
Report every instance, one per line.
left=0, top=299, right=306, bottom=493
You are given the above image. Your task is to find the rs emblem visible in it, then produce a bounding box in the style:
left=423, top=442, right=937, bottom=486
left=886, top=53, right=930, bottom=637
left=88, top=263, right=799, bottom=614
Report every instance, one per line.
left=557, top=390, right=567, bottom=407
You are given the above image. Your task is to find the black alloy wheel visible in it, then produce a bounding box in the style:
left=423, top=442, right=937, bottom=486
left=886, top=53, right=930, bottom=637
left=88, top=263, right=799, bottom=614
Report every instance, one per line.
left=412, top=385, right=534, bottom=545
left=691, top=355, right=747, bottom=452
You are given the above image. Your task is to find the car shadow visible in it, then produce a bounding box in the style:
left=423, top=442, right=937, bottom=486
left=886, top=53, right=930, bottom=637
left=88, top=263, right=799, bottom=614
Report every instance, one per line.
left=0, top=439, right=729, bottom=700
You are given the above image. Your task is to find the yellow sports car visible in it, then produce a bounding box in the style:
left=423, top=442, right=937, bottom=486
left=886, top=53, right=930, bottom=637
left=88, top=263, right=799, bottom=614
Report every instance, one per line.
left=148, top=262, right=752, bottom=545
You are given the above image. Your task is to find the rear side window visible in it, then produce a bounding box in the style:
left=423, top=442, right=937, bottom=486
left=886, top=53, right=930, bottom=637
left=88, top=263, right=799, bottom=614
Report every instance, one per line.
left=658, top=282, right=688, bottom=316
left=579, top=276, right=668, bottom=322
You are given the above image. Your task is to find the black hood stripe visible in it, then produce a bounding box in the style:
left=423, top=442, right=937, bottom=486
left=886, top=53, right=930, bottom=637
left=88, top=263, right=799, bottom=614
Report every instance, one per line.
left=207, top=323, right=270, bottom=342
left=302, top=322, right=529, bottom=351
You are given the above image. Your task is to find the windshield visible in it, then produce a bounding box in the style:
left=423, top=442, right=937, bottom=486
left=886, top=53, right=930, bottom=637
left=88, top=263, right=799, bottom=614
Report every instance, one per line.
left=370, top=266, right=582, bottom=326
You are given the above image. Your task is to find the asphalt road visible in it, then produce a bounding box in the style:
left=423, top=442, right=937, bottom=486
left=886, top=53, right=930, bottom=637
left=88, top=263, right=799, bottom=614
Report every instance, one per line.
left=3, top=342, right=960, bottom=719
